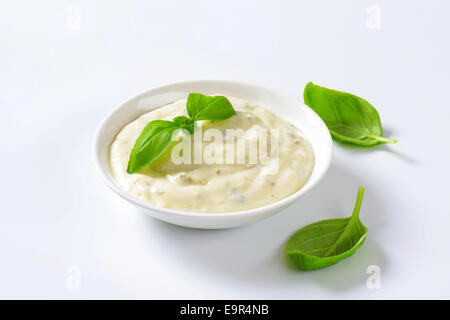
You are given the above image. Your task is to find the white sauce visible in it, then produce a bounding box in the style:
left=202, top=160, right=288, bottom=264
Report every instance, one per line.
left=110, top=97, right=314, bottom=213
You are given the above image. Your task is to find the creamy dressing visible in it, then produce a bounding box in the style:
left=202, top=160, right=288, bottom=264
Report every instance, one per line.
left=109, top=97, right=314, bottom=213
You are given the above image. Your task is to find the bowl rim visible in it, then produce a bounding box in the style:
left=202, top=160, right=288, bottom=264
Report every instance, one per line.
left=92, top=80, right=332, bottom=218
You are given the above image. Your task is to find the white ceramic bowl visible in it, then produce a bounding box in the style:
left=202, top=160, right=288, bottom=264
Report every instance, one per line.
left=93, top=80, right=332, bottom=229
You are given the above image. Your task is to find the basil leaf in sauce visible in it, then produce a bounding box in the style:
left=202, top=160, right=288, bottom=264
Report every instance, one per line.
left=187, top=93, right=235, bottom=121
left=126, top=120, right=178, bottom=174
left=127, top=94, right=236, bottom=173
left=285, top=186, right=368, bottom=270
left=304, top=82, right=397, bottom=146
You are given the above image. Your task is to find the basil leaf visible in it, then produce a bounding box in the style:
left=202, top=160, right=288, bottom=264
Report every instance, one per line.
left=304, top=82, right=397, bottom=146
left=172, top=116, right=194, bottom=134
left=126, top=120, right=178, bottom=173
left=172, top=116, right=191, bottom=125
left=186, top=93, right=235, bottom=121
left=285, top=187, right=368, bottom=270
left=127, top=93, right=235, bottom=175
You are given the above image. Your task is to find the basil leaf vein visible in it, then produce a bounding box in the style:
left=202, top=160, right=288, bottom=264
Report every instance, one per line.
left=304, top=82, right=397, bottom=146
left=285, top=186, right=368, bottom=270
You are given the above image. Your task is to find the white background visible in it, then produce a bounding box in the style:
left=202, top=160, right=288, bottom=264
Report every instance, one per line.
left=1, top=0, right=449, bottom=299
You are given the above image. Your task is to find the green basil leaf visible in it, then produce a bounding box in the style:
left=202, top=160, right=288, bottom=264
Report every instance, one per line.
left=127, top=93, right=235, bottom=175
left=172, top=116, right=195, bottom=134
left=186, top=93, right=235, bottom=121
left=172, top=116, right=191, bottom=125
left=126, top=120, right=178, bottom=174
left=285, top=186, right=368, bottom=270
left=304, top=82, right=397, bottom=146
